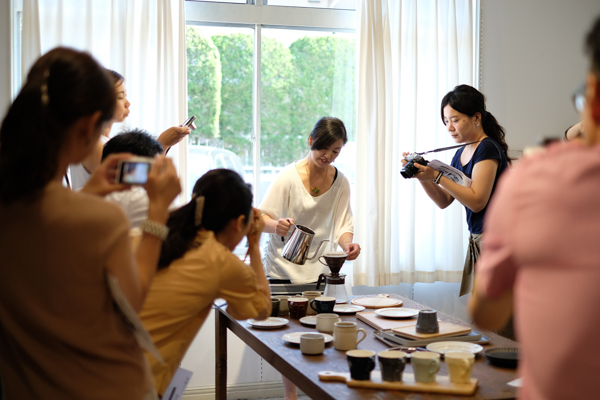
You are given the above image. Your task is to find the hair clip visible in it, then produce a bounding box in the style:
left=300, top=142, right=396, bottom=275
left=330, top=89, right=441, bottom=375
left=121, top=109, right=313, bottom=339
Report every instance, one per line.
left=40, top=69, right=50, bottom=106
left=194, top=195, right=205, bottom=227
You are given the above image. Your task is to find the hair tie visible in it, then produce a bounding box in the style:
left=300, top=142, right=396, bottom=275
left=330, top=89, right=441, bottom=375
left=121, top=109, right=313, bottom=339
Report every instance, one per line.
left=194, top=195, right=205, bottom=227
left=40, top=69, right=50, bottom=106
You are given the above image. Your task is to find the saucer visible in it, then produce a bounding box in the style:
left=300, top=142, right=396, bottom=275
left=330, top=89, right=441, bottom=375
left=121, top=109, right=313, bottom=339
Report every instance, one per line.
left=426, top=341, right=483, bottom=356
left=333, top=304, right=365, bottom=314
left=483, top=347, right=519, bottom=368
left=375, top=307, right=419, bottom=319
left=282, top=331, right=334, bottom=345
left=299, top=316, right=317, bottom=326
left=247, top=317, right=289, bottom=329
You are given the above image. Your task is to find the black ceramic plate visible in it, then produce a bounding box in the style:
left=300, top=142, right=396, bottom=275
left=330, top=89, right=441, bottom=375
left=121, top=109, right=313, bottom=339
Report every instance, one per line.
left=483, top=347, right=519, bottom=368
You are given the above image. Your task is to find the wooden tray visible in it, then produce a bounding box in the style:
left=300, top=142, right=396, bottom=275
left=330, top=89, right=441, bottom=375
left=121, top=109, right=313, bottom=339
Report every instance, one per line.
left=319, top=371, right=478, bottom=395
left=356, top=312, right=418, bottom=332
left=351, top=295, right=402, bottom=309
left=392, top=321, right=471, bottom=340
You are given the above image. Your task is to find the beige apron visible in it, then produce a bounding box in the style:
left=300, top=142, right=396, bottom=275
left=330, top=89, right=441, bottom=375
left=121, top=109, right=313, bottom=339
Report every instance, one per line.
left=459, top=233, right=482, bottom=296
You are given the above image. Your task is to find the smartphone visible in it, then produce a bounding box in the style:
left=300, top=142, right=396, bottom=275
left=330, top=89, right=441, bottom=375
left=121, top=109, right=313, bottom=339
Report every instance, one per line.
left=181, top=116, right=197, bottom=131
left=115, top=157, right=154, bottom=185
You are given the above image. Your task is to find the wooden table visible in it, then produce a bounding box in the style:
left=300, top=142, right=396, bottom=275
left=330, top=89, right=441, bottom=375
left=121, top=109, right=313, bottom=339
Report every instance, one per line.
left=215, top=295, right=518, bottom=399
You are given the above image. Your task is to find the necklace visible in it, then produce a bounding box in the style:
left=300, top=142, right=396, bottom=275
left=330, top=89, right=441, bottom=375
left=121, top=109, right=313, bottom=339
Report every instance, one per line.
left=305, top=160, right=327, bottom=195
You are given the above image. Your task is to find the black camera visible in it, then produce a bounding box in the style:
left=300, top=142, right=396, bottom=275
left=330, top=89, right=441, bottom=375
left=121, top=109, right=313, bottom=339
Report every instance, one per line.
left=401, top=153, right=429, bottom=178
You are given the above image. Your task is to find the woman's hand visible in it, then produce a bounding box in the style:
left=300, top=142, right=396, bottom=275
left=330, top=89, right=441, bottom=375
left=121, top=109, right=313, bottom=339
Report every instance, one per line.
left=81, top=153, right=132, bottom=197
left=158, top=126, right=191, bottom=151
left=412, top=163, right=439, bottom=182
left=401, top=152, right=411, bottom=167
left=342, top=242, right=361, bottom=261
left=144, top=156, right=181, bottom=218
left=247, top=207, right=264, bottom=249
left=276, top=218, right=294, bottom=237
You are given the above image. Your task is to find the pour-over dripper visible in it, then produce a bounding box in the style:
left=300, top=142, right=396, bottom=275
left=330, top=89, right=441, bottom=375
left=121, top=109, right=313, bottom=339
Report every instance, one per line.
left=319, top=252, right=348, bottom=275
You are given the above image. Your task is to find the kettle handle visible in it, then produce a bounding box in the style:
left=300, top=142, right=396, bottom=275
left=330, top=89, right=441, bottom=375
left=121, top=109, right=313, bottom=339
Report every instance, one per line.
left=316, top=273, right=326, bottom=290
left=306, top=239, right=330, bottom=261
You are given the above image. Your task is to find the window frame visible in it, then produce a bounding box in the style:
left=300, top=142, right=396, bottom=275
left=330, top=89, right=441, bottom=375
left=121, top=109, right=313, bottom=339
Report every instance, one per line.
left=184, top=0, right=356, bottom=201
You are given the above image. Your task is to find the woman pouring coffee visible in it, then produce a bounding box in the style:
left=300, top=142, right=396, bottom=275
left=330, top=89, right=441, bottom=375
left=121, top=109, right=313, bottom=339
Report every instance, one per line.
left=260, top=117, right=361, bottom=285
left=260, top=116, right=361, bottom=400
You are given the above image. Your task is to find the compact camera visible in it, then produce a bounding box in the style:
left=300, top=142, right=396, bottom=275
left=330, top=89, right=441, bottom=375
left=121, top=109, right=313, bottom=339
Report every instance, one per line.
left=182, top=116, right=197, bottom=131
left=400, top=153, right=429, bottom=179
left=115, top=157, right=154, bottom=185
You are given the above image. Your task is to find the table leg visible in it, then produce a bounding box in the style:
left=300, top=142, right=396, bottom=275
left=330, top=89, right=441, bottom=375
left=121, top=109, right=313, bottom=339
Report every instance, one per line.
left=215, top=308, right=227, bottom=400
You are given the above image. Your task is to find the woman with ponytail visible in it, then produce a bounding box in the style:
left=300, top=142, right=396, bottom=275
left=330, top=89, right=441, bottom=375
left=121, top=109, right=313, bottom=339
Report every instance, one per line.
left=139, top=169, right=271, bottom=397
left=402, top=84, right=510, bottom=297
left=0, top=47, right=180, bottom=399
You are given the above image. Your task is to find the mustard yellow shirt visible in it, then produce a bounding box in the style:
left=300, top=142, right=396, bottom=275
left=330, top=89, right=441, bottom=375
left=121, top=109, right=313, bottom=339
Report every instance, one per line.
left=139, top=230, right=271, bottom=395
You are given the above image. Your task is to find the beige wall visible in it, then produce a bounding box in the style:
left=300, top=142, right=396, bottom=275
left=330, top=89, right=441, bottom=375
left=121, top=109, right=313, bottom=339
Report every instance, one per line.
left=480, top=0, right=600, bottom=154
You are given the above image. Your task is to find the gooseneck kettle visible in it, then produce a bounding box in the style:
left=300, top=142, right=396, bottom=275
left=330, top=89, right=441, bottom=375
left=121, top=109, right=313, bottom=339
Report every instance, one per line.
left=281, top=224, right=329, bottom=265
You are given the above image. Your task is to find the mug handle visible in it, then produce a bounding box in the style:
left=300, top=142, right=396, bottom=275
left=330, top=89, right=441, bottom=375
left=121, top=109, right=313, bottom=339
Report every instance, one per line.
left=318, top=256, right=327, bottom=266
left=310, top=299, right=318, bottom=312
left=429, top=359, right=440, bottom=375
left=356, top=328, right=367, bottom=345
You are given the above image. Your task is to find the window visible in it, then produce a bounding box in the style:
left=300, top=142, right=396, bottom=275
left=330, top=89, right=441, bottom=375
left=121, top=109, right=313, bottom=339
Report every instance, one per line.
left=185, top=2, right=356, bottom=207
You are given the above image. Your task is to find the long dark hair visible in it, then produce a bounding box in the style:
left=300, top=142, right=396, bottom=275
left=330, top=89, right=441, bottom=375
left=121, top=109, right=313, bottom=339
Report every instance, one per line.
left=0, top=47, right=115, bottom=204
left=440, top=85, right=510, bottom=162
left=309, top=117, right=348, bottom=150
left=158, top=169, right=253, bottom=269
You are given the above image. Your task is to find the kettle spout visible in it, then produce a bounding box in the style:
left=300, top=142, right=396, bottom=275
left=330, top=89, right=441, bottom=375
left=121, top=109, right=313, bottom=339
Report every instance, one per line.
left=306, top=239, right=330, bottom=261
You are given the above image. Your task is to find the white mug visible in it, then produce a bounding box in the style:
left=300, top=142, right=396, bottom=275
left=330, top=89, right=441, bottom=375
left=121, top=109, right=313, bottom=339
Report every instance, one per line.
left=333, top=321, right=366, bottom=351
left=411, top=351, right=440, bottom=383
left=316, top=313, right=340, bottom=334
left=300, top=333, right=325, bottom=355
left=272, top=295, right=290, bottom=316
left=301, top=291, right=322, bottom=315
left=445, top=352, right=475, bottom=384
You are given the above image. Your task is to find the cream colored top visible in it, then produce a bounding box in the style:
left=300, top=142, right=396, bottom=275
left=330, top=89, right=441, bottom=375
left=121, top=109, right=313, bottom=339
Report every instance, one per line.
left=0, top=182, right=154, bottom=400
left=139, top=230, right=271, bottom=395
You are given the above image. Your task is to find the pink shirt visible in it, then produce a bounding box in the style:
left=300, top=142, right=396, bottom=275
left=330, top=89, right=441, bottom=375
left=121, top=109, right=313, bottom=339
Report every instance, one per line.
left=477, top=141, right=600, bottom=400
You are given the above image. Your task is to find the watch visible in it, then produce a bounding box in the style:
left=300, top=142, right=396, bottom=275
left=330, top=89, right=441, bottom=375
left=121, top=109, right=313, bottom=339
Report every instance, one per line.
left=433, top=171, right=444, bottom=184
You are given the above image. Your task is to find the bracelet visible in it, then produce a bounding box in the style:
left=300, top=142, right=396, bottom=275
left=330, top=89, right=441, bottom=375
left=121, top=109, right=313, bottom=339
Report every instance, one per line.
left=140, top=219, right=169, bottom=241
left=433, top=171, right=444, bottom=184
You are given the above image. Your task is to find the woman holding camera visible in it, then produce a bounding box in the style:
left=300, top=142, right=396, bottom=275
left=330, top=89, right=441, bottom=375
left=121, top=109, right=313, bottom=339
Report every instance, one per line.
left=402, top=85, right=509, bottom=296
left=0, top=47, right=180, bottom=399
left=139, top=169, right=271, bottom=396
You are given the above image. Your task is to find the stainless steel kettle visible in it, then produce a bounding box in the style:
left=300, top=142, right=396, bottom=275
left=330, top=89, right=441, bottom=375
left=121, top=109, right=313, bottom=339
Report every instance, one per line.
left=281, top=224, right=329, bottom=265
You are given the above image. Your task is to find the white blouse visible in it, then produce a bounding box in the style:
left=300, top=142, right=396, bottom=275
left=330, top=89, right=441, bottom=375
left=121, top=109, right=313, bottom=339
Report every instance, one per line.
left=259, top=162, right=354, bottom=284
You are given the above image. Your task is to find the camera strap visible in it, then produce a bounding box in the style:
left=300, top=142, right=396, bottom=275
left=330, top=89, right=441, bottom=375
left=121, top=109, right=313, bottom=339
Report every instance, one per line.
left=416, top=140, right=481, bottom=156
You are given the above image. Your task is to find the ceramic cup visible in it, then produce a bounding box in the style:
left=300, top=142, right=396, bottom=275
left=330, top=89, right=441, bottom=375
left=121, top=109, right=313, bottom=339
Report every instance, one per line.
left=416, top=309, right=439, bottom=334
left=445, top=352, right=475, bottom=384
left=377, top=350, right=407, bottom=382
left=310, top=296, right=336, bottom=314
left=270, top=298, right=280, bottom=317
left=411, top=351, right=440, bottom=383
left=300, top=333, right=325, bottom=355
left=333, top=321, right=367, bottom=351
left=288, top=297, right=309, bottom=319
left=301, top=291, right=322, bottom=315
left=272, top=295, right=290, bottom=316
left=346, top=349, right=376, bottom=381
left=316, top=313, right=340, bottom=334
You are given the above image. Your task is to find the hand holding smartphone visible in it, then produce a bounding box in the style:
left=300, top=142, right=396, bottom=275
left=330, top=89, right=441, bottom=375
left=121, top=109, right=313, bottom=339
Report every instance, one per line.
left=181, top=116, right=196, bottom=131
left=115, top=157, right=155, bottom=185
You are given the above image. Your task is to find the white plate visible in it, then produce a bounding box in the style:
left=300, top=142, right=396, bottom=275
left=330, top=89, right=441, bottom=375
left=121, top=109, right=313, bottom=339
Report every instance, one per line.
left=426, top=341, right=484, bottom=356
left=333, top=304, right=365, bottom=314
left=299, top=316, right=317, bottom=326
left=375, top=307, right=419, bottom=319
left=247, top=317, right=289, bottom=329
left=282, top=332, right=334, bottom=345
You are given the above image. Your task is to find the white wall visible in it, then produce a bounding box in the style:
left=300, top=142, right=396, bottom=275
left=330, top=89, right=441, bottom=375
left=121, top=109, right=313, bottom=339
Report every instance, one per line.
left=480, top=0, right=600, bottom=154
left=0, top=0, right=11, bottom=118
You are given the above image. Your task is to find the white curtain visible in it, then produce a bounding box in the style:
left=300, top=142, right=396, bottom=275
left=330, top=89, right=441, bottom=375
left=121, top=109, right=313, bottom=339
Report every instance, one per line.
left=353, top=0, right=476, bottom=287
left=21, top=0, right=188, bottom=177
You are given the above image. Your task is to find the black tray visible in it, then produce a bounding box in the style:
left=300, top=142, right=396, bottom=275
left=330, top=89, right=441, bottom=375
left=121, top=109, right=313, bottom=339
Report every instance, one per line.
left=483, top=347, right=519, bottom=368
